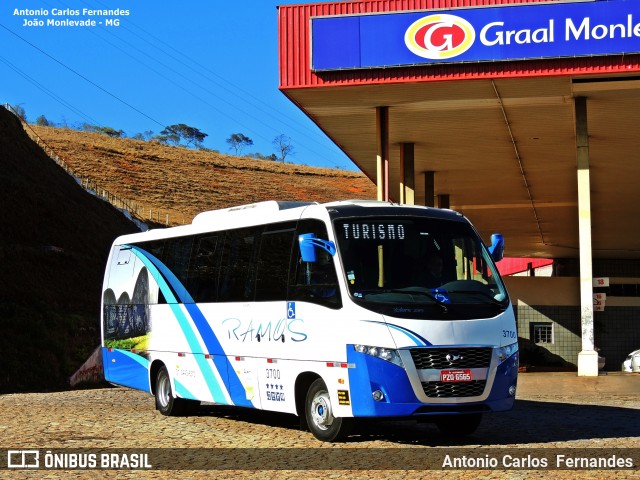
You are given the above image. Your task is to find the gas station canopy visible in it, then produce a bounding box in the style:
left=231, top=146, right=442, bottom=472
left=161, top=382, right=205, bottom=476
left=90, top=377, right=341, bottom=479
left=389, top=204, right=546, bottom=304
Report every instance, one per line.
left=278, top=0, right=640, bottom=259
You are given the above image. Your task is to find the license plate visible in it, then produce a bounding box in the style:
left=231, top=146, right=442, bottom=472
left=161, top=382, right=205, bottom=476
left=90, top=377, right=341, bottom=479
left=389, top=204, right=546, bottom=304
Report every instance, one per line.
left=440, top=369, right=472, bottom=382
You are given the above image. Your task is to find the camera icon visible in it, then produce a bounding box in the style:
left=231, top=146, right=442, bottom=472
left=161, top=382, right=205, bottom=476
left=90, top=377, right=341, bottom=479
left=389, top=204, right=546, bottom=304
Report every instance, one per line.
left=7, top=450, right=40, bottom=469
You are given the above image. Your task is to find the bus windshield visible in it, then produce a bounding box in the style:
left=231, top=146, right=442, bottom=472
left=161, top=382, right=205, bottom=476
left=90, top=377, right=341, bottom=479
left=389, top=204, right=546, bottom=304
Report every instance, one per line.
left=334, top=216, right=509, bottom=319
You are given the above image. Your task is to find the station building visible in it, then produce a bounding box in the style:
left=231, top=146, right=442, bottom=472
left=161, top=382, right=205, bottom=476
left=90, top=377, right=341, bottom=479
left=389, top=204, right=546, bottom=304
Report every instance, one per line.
left=277, top=0, right=640, bottom=375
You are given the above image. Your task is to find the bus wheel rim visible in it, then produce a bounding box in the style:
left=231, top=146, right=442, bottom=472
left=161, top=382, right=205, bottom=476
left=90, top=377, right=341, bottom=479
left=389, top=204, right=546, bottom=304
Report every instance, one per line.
left=158, top=376, right=170, bottom=407
left=310, top=391, right=333, bottom=430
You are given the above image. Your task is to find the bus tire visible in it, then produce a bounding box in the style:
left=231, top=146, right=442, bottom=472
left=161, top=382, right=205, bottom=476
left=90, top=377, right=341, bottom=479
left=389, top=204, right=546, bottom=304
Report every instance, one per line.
left=305, top=378, right=352, bottom=442
left=434, top=413, right=482, bottom=436
left=154, top=366, right=197, bottom=416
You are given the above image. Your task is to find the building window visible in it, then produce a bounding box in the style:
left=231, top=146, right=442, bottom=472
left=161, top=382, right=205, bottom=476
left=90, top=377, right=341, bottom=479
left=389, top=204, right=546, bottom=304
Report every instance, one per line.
left=531, top=322, right=554, bottom=344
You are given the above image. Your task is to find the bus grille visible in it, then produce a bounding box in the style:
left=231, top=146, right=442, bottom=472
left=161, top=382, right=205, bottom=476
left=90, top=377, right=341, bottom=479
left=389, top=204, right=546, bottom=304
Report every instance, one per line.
left=421, top=380, right=487, bottom=398
left=409, top=347, right=492, bottom=370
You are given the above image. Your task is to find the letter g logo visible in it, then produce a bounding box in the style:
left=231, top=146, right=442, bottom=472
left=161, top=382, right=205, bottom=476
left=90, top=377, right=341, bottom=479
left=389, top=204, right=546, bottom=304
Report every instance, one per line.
left=405, top=14, right=475, bottom=60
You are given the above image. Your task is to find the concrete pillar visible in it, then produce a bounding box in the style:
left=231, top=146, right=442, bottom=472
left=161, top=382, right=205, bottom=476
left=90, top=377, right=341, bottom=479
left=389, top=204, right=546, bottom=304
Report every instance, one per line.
left=575, top=96, right=598, bottom=377
left=424, top=171, right=435, bottom=207
left=400, top=143, right=415, bottom=205
left=376, top=107, right=389, bottom=202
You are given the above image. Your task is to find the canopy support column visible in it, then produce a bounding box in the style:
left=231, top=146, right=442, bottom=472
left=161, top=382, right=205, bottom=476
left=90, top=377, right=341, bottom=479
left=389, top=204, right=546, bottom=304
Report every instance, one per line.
left=424, top=171, right=435, bottom=207
left=400, top=143, right=415, bottom=205
left=437, top=194, right=450, bottom=209
left=575, top=96, right=598, bottom=377
left=376, top=106, right=389, bottom=202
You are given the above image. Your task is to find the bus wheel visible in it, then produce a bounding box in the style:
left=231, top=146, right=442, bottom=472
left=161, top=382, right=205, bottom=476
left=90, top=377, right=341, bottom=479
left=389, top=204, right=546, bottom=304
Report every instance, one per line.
left=434, top=413, right=482, bottom=436
left=155, top=366, right=180, bottom=415
left=305, top=378, right=351, bottom=442
left=155, top=366, right=196, bottom=416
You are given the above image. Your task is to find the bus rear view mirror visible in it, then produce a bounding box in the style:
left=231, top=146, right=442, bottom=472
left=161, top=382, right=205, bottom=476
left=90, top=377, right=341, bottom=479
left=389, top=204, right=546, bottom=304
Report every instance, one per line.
left=489, top=233, right=505, bottom=262
left=299, top=233, right=336, bottom=263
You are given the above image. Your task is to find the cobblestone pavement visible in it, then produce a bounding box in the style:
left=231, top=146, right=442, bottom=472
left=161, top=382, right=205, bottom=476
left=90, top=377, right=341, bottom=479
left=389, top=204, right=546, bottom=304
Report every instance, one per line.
left=0, top=372, right=639, bottom=479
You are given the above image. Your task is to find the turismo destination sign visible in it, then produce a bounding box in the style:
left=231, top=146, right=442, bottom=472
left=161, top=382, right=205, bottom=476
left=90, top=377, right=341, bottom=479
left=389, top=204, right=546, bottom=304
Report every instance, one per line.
left=311, top=0, right=640, bottom=70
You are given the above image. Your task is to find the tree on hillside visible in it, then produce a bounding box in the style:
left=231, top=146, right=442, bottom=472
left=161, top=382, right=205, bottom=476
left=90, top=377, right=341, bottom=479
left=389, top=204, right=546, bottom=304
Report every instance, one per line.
left=226, top=133, right=253, bottom=155
left=132, top=130, right=154, bottom=141
left=35, top=115, right=51, bottom=127
left=249, top=152, right=278, bottom=161
left=153, top=132, right=180, bottom=145
left=273, top=134, right=295, bottom=163
left=10, top=104, right=27, bottom=121
left=161, top=124, right=208, bottom=148
left=96, top=126, right=125, bottom=138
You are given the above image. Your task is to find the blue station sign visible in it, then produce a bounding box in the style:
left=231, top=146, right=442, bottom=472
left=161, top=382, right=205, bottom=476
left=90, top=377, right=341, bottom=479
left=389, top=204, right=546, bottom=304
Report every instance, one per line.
left=311, top=0, right=640, bottom=70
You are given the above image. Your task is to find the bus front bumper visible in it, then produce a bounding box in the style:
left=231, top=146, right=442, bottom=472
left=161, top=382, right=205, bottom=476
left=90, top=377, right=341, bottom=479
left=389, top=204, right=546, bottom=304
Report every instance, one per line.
left=346, top=347, right=518, bottom=418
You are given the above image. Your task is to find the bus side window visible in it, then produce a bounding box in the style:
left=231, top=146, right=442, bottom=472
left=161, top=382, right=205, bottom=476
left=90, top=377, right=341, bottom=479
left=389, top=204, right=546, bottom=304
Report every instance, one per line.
left=187, top=235, right=221, bottom=303
left=255, top=226, right=296, bottom=302
left=162, top=236, right=194, bottom=303
left=131, top=240, right=167, bottom=304
left=289, top=220, right=342, bottom=309
left=219, top=227, right=259, bottom=302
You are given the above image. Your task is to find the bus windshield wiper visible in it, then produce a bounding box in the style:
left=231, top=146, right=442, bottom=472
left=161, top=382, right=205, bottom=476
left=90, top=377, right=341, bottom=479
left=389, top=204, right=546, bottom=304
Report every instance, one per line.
left=444, top=289, right=506, bottom=307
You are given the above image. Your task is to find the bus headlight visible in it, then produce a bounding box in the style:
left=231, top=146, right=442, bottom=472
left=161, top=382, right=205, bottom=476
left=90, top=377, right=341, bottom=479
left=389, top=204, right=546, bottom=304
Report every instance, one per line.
left=498, top=342, right=519, bottom=364
left=354, top=344, right=404, bottom=368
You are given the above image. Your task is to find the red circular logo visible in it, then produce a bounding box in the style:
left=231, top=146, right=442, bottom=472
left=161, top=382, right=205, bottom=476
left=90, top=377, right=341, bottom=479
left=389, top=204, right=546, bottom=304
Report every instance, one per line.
left=405, top=14, right=476, bottom=60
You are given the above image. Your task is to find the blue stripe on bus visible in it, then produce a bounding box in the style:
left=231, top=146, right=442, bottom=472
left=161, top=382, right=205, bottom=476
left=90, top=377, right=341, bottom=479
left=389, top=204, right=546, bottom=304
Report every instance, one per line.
left=129, top=246, right=227, bottom=404
left=129, top=247, right=194, bottom=304
left=117, top=348, right=150, bottom=367
left=364, top=320, right=432, bottom=346
left=174, top=377, right=197, bottom=401
left=128, top=245, right=253, bottom=407
left=184, top=303, right=253, bottom=407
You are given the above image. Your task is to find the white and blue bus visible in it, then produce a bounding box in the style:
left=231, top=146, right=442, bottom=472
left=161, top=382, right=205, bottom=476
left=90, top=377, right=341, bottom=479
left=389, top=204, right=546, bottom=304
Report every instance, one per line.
left=101, top=200, right=518, bottom=441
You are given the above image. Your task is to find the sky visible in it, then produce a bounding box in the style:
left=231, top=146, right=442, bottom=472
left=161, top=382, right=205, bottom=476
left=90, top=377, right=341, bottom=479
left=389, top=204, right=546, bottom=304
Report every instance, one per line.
left=0, top=0, right=357, bottom=170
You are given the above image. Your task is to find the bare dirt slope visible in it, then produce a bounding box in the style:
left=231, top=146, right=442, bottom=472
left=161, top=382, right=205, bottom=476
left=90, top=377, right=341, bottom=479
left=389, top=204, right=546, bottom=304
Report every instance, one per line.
left=30, top=126, right=376, bottom=225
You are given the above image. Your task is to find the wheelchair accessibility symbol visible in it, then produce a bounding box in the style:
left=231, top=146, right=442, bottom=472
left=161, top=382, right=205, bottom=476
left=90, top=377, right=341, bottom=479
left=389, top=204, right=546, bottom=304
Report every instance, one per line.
left=432, top=289, right=451, bottom=304
left=287, top=302, right=296, bottom=319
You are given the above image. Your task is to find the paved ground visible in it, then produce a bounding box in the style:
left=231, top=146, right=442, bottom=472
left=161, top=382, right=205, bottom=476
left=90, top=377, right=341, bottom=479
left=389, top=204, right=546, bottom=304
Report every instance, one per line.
left=0, top=372, right=639, bottom=479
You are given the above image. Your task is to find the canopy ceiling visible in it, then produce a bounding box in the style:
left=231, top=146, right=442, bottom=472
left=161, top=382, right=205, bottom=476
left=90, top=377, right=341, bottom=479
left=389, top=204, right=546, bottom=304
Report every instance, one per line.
left=283, top=75, right=640, bottom=259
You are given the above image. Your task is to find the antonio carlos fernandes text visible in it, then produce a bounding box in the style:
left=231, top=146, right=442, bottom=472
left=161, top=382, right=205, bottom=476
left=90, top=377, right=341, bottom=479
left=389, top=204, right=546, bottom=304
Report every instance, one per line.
left=442, top=454, right=634, bottom=469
